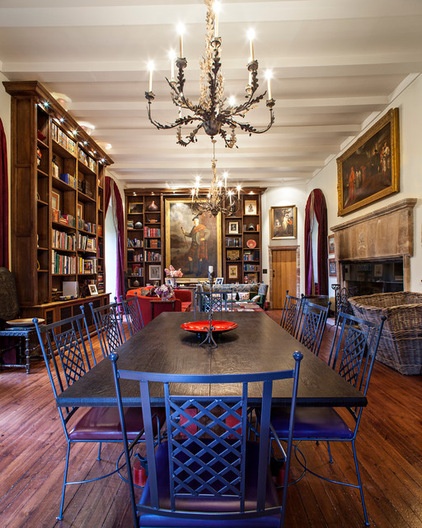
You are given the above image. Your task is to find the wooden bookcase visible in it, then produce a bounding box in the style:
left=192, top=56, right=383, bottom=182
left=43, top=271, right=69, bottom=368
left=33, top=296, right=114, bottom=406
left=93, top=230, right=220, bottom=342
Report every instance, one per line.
left=125, top=191, right=163, bottom=289
left=223, top=192, right=263, bottom=284
left=4, top=81, right=113, bottom=322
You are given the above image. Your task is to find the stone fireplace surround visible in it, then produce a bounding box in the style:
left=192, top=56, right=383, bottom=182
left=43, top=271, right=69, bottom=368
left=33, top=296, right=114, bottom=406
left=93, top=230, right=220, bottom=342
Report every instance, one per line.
left=331, top=198, right=417, bottom=294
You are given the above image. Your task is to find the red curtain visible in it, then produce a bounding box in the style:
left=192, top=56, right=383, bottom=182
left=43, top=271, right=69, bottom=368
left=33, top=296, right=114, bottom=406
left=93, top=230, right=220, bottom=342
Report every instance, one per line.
left=0, top=118, right=9, bottom=268
left=105, top=176, right=125, bottom=299
left=304, top=189, right=328, bottom=295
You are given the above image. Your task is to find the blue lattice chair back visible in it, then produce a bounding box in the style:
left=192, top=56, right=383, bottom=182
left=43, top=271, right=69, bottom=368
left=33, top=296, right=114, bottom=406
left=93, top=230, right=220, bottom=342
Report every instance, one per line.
left=280, top=291, right=304, bottom=337
left=119, top=295, right=144, bottom=336
left=83, top=301, right=125, bottom=357
left=110, top=354, right=303, bottom=528
left=297, top=300, right=331, bottom=356
left=329, top=311, right=386, bottom=398
left=194, top=291, right=229, bottom=315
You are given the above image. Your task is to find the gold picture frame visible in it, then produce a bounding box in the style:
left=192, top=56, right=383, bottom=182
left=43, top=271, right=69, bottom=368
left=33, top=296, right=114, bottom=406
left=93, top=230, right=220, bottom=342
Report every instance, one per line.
left=337, top=108, right=400, bottom=216
left=270, top=206, right=297, bottom=239
left=165, top=198, right=222, bottom=282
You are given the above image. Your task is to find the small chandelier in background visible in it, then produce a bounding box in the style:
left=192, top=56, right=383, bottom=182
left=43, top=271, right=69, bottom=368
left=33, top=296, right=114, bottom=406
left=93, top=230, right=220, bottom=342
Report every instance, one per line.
left=191, top=139, right=241, bottom=217
left=145, top=0, right=275, bottom=149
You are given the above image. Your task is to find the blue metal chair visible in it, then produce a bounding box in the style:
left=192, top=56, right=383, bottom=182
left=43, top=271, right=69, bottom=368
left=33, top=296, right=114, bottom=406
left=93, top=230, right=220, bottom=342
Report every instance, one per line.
left=110, top=352, right=303, bottom=528
left=33, top=314, right=164, bottom=520
left=119, top=294, right=144, bottom=336
left=296, top=299, right=331, bottom=356
left=82, top=301, right=126, bottom=357
left=279, top=291, right=304, bottom=338
left=271, top=311, right=385, bottom=526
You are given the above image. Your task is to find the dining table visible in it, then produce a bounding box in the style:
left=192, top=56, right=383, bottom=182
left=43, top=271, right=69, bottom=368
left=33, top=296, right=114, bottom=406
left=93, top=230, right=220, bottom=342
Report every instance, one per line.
left=57, top=311, right=366, bottom=409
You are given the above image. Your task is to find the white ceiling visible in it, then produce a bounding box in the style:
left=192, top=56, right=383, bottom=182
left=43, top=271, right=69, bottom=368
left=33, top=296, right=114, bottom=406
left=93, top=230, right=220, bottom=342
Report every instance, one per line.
left=1, top=0, right=422, bottom=190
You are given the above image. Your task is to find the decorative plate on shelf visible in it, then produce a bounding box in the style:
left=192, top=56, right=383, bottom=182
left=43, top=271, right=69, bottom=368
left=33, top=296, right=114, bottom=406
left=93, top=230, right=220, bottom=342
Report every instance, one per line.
left=246, top=239, right=257, bottom=249
left=181, top=320, right=238, bottom=334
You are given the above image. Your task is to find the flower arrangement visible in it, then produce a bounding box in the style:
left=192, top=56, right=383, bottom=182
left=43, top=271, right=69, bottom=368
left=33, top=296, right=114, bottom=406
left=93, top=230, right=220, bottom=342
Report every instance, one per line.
left=155, top=283, right=174, bottom=300
left=164, top=265, right=183, bottom=278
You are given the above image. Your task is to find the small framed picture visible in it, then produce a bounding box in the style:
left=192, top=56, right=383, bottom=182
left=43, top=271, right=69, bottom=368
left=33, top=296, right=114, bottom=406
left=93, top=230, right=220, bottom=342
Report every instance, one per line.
left=228, top=265, right=238, bottom=280
left=51, top=190, right=60, bottom=211
left=128, top=202, right=143, bottom=214
left=373, top=263, right=383, bottom=278
left=165, top=277, right=174, bottom=286
left=328, top=234, right=335, bottom=255
left=77, top=202, right=83, bottom=219
left=228, top=221, right=239, bottom=234
left=88, top=284, right=98, bottom=296
left=329, top=259, right=337, bottom=277
left=215, top=277, right=224, bottom=285
left=149, top=264, right=161, bottom=281
left=226, top=249, right=240, bottom=261
left=244, top=200, right=257, bottom=216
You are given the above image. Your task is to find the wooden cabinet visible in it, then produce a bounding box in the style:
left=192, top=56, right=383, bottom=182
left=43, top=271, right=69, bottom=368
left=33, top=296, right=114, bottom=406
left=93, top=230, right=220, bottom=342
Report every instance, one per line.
left=223, top=193, right=263, bottom=283
left=125, top=191, right=162, bottom=289
left=4, top=80, right=113, bottom=318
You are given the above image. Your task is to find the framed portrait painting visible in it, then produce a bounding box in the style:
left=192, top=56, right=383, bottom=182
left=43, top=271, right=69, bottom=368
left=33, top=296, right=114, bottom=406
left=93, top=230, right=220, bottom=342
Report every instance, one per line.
left=165, top=199, right=222, bottom=282
left=88, top=284, right=98, bottom=295
left=270, top=206, right=297, bottom=239
left=337, top=108, right=400, bottom=216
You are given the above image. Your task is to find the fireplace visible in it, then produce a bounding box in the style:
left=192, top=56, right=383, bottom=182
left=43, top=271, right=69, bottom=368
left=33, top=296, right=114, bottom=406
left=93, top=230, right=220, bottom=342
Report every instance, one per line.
left=331, top=198, right=416, bottom=296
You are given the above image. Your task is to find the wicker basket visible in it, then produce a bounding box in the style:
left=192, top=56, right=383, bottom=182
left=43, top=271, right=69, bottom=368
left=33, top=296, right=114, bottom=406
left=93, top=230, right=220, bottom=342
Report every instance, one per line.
left=349, top=292, right=422, bottom=375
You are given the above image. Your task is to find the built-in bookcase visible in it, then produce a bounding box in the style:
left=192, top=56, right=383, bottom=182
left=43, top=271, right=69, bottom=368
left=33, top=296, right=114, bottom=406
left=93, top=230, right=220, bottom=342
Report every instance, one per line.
left=4, top=80, right=113, bottom=322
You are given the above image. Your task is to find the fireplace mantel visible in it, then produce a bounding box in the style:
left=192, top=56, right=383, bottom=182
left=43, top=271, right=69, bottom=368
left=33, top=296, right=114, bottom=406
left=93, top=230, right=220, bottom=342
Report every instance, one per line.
left=331, top=198, right=417, bottom=290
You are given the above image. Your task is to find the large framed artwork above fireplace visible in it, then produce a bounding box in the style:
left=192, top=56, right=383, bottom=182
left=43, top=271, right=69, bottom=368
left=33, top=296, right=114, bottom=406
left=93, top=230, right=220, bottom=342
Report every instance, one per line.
left=331, top=198, right=416, bottom=296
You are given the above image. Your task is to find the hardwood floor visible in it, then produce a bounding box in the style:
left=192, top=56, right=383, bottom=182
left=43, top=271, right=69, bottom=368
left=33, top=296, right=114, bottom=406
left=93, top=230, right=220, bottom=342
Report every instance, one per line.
left=0, top=312, right=421, bottom=528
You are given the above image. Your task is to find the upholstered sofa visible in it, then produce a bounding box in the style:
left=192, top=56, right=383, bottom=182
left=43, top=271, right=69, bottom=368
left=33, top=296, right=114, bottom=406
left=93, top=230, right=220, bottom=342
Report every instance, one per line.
left=349, top=292, right=422, bottom=375
left=200, top=283, right=268, bottom=308
left=127, top=287, right=192, bottom=327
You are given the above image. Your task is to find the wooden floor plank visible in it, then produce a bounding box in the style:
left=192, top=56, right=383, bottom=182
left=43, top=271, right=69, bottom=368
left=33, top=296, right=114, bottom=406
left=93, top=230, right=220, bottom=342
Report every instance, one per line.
left=0, top=311, right=421, bottom=527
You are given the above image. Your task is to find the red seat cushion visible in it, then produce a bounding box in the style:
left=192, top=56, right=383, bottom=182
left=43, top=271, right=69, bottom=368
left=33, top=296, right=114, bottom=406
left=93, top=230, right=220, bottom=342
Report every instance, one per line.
left=69, top=406, right=165, bottom=441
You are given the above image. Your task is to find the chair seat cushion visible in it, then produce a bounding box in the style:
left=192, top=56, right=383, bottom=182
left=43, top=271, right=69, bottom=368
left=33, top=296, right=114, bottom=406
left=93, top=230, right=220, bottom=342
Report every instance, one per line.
left=69, top=406, right=165, bottom=441
left=139, top=441, right=281, bottom=527
left=271, top=406, right=354, bottom=440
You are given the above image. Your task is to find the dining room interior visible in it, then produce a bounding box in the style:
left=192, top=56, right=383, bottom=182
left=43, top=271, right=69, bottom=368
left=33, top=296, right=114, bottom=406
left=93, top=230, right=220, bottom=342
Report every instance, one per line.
left=1, top=1, right=422, bottom=527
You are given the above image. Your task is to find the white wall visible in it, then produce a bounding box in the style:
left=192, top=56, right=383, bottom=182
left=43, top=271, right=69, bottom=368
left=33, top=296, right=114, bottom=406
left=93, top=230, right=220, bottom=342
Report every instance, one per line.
left=262, top=74, right=422, bottom=293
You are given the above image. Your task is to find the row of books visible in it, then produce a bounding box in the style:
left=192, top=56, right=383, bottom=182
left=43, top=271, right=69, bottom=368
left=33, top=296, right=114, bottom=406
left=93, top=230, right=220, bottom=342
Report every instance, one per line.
left=52, top=230, right=75, bottom=251
left=144, top=227, right=161, bottom=237
left=79, top=257, right=98, bottom=274
left=243, top=264, right=260, bottom=272
left=78, top=149, right=96, bottom=173
left=78, top=234, right=97, bottom=252
left=243, top=250, right=260, bottom=261
left=52, top=252, right=77, bottom=275
left=78, top=218, right=97, bottom=233
left=145, top=251, right=161, bottom=262
left=145, top=239, right=161, bottom=249
left=52, top=122, right=77, bottom=155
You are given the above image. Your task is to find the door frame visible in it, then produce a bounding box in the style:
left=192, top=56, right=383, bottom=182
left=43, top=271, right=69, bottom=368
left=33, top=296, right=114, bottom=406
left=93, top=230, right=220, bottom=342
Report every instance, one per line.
left=269, top=246, right=300, bottom=309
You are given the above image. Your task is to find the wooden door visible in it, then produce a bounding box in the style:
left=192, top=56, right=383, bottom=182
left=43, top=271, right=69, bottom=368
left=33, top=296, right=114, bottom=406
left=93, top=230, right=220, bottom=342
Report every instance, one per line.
left=270, top=248, right=298, bottom=309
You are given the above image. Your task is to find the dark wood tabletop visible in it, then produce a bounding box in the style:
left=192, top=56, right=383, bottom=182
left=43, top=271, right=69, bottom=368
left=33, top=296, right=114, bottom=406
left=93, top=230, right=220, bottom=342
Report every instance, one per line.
left=57, top=312, right=367, bottom=408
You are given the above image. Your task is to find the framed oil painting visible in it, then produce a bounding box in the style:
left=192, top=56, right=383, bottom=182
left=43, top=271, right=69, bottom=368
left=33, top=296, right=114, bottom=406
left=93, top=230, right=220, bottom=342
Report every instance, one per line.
left=337, top=108, right=400, bottom=216
left=270, top=205, right=297, bottom=239
left=165, top=198, right=222, bottom=282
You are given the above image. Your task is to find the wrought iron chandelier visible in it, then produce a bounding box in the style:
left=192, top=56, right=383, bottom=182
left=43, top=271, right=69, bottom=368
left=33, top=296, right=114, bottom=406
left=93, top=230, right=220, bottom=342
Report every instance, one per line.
left=191, top=139, right=241, bottom=217
left=145, top=0, right=275, bottom=149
